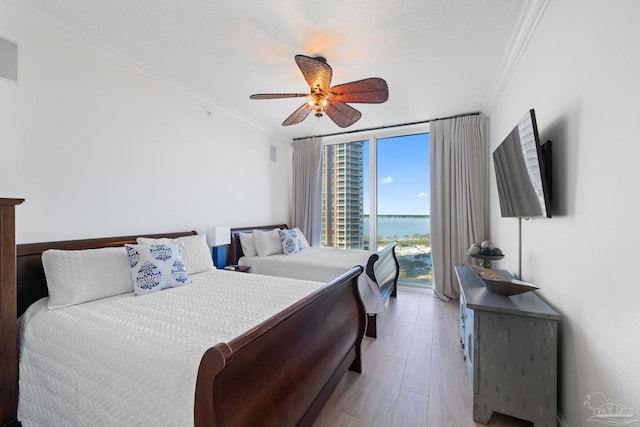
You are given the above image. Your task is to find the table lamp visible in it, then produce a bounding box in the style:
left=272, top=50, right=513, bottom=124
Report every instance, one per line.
left=206, top=226, right=231, bottom=269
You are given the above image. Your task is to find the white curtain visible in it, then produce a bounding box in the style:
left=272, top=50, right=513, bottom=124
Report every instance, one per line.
left=430, top=115, right=488, bottom=300
left=291, top=137, right=323, bottom=246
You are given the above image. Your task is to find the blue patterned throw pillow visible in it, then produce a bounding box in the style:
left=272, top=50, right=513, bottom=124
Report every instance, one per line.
left=125, top=244, right=191, bottom=296
left=278, top=228, right=303, bottom=255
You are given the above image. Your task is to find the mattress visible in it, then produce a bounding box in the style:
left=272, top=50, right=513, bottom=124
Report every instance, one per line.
left=17, top=270, right=325, bottom=427
left=238, top=246, right=385, bottom=314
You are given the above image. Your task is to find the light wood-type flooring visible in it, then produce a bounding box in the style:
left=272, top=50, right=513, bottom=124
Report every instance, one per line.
left=312, top=287, right=535, bottom=427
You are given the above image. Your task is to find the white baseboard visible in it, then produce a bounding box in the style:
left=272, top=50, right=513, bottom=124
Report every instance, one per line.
left=557, top=411, right=569, bottom=427
left=397, top=283, right=433, bottom=294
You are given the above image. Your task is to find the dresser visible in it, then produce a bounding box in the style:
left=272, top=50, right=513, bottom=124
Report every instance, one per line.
left=455, top=265, right=560, bottom=427
left=1, top=198, right=23, bottom=426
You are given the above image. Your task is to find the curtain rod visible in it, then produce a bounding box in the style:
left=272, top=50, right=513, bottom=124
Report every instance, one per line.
left=292, top=111, right=480, bottom=141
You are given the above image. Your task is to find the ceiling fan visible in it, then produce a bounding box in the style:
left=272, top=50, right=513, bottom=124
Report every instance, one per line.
left=250, top=54, right=389, bottom=128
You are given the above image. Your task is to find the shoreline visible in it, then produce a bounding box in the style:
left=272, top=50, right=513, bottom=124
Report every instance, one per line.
left=377, top=245, right=430, bottom=256
left=364, top=214, right=430, bottom=218
left=395, top=245, right=430, bottom=256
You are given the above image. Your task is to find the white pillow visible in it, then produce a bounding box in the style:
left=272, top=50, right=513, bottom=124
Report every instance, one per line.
left=252, top=228, right=283, bottom=257
left=292, top=227, right=310, bottom=248
left=278, top=228, right=303, bottom=255
left=137, top=234, right=214, bottom=273
left=125, top=244, right=191, bottom=296
left=238, top=232, right=257, bottom=257
left=43, top=247, right=134, bottom=310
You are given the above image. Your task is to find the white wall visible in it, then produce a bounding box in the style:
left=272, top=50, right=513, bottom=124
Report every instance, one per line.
left=0, top=12, right=291, bottom=244
left=489, top=1, right=640, bottom=425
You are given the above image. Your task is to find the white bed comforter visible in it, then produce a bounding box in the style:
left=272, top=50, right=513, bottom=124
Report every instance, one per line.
left=17, top=270, right=325, bottom=427
left=238, top=246, right=385, bottom=314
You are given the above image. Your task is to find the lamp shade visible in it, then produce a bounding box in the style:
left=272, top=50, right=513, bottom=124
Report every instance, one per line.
left=206, top=226, right=231, bottom=247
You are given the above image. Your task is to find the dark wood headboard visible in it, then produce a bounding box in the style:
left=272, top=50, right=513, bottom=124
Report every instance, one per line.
left=226, top=224, right=288, bottom=266
left=16, top=230, right=197, bottom=317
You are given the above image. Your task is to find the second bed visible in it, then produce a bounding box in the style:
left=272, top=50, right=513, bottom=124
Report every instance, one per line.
left=227, top=224, right=399, bottom=338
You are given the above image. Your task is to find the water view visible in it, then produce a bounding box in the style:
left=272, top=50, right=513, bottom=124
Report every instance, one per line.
left=363, top=215, right=432, bottom=285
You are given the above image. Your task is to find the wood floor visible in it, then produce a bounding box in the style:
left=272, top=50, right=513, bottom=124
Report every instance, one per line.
left=312, top=287, right=535, bottom=427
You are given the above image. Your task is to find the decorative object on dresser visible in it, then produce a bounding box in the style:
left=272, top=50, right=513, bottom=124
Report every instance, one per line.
left=468, top=265, right=539, bottom=296
left=467, top=240, right=504, bottom=268
left=455, top=265, right=559, bottom=427
left=0, top=197, right=24, bottom=427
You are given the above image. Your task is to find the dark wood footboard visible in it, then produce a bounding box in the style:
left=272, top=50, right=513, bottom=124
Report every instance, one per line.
left=364, top=241, right=399, bottom=338
left=194, top=266, right=366, bottom=427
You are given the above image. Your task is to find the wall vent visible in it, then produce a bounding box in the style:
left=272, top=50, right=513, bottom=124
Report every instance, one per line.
left=0, top=37, right=18, bottom=82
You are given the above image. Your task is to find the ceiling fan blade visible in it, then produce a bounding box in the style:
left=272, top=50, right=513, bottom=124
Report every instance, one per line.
left=295, top=54, right=332, bottom=93
left=282, top=103, right=313, bottom=126
left=330, top=78, right=389, bottom=103
left=324, top=101, right=362, bottom=128
left=250, top=93, right=310, bottom=100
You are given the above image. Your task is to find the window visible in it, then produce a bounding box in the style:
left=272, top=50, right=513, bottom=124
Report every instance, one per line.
left=320, top=126, right=431, bottom=287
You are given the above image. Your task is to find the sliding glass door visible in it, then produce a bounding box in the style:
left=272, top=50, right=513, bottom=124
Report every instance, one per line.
left=320, top=127, right=431, bottom=287
left=376, top=133, right=431, bottom=286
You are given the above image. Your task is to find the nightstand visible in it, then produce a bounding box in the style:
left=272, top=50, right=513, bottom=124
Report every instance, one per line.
left=224, top=265, right=250, bottom=273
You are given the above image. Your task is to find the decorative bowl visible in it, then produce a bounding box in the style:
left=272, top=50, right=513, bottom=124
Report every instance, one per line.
left=469, top=265, right=539, bottom=296
left=468, top=252, right=504, bottom=268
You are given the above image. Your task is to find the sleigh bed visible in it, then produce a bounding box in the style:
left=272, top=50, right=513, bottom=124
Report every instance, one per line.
left=227, top=224, right=399, bottom=338
left=14, top=230, right=366, bottom=426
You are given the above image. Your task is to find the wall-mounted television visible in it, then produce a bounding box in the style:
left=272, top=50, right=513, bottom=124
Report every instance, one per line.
left=493, top=109, right=552, bottom=218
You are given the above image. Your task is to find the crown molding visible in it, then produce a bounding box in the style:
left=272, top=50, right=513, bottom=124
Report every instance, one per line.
left=482, top=0, right=550, bottom=116
left=0, top=1, right=284, bottom=138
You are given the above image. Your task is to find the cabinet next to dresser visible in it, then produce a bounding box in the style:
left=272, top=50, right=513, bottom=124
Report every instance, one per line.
left=455, top=265, right=560, bottom=427
left=1, top=198, right=24, bottom=427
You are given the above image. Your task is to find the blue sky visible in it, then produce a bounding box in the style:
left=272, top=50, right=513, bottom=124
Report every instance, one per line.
left=363, top=133, right=430, bottom=215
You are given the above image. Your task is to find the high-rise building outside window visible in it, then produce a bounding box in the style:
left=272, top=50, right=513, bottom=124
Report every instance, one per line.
left=320, top=141, right=366, bottom=249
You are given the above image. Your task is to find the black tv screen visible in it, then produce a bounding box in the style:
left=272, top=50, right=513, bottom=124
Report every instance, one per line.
left=493, top=109, right=551, bottom=218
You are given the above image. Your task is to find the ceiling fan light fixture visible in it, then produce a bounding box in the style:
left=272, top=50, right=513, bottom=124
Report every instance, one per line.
left=250, top=54, right=388, bottom=128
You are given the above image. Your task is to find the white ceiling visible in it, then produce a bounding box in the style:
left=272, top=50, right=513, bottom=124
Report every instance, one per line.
left=7, top=0, right=537, bottom=139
